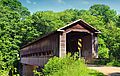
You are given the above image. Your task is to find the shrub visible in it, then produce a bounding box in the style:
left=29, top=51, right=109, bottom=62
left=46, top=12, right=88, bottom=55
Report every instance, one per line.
left=42, top=53, right=104, bottom=76
left=33, top=69, right=42, bottom=76
left=0, top=70, right=9, bottom=76
left=93, top=58, right=110, bottom=65
left=107, top=60, right=120, bottom=67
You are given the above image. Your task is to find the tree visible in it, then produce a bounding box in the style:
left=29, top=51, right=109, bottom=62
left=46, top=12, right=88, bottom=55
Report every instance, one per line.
left=0, top=0, right=31, bottom=74
left=89, top=4, right=116, bottom=23
left=0, top=0, right=30, bottom=17
left=116, top=15, right=120, bottom=27
left=0, top=1, right=120, bottom=74
left=31, top=11, right=65, bottom=35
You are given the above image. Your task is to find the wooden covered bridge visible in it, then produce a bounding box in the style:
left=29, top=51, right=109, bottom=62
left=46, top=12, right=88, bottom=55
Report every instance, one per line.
left=20, top=19, right=100, bottom=76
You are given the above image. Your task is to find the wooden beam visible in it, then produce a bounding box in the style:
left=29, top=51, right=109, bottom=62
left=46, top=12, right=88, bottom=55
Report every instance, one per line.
left=21, top=56, right=51, bottom=66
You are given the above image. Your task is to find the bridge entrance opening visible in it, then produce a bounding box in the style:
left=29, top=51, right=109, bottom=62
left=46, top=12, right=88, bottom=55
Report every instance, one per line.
left=66, top=31, right=91, bottom=59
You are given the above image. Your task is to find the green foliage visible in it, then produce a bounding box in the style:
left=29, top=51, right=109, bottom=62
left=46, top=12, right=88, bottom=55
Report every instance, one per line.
left=98, top=38, right=109, bottom=58
left=0, top=0, right=31, bottom=75
left=42, top=53, right=104, bottom=76
left=0, top=4, right=20, bottom=70
left=33, top=69, right=42, bottom=76
left=93, top=58, right=110, bottom=65
left=0, top=0, right=120, bottom=75
left=116, top=15, right=120, bottom=27
left=89, top=4, right=116, bottom=23
left=107, top=60, right=120, bottom=67
left=31, top=11, right=65, bottom=35
left=89, top=4, right=120, bottom=60
left=0, top=70, right=9, bottom=76
left=103, top=21, right=120, bottom=60
left=0, top=0, right=30, bottom=17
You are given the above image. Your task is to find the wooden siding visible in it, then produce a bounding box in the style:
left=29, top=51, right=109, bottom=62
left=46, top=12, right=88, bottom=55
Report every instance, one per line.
left=20, top=33, right=59, bottom=65
left=22, top=64, right=34, bottom=76
left=65, top=23, right=90, bottom=33
left=82, top=34, right=92, bottom=62
left=21, top=56, right=51, bottom=66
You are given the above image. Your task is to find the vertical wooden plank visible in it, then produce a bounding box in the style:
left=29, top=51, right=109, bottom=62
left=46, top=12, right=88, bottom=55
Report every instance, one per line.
left=91, top=33, right=96, bottom=59
left=82, top=34, right=92, bottom=62
left=94, top=35, right=98, bottom=58
left=91, top=33, right=98, bottom=58
left=59, top=32, right=66, bottom=57
left=22, top=64, right=35, bottom=76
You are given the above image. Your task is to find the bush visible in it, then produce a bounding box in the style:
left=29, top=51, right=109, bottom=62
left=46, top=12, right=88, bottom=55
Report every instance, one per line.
left=93, top=58, right=110, bottom=65
left=33, top=69, right=42, bottom=76
left=98, top=38, right=109, bottom=58
left=107, top=60, right=120, bottom=67
left=0, top=70, right=9, bottom=76
left=42, top=53, right=104, bottom=76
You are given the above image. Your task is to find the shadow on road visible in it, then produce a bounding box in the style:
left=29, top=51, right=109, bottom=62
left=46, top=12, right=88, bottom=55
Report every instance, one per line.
left=87, top=64, right=105, bottom=67
left=108, top=72, right=120, bottom=76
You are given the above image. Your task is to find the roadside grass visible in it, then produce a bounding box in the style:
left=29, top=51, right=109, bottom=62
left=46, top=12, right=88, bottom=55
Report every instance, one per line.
left=107, top=60, right=120, bottom=67
left=92, top=58, right=120, bottom=67
left=88, top=69, right=105, bottom=76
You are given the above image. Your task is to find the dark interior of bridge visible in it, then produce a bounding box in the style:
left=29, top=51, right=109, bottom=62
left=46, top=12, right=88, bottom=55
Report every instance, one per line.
left=66, top=31, right=89, bottom=56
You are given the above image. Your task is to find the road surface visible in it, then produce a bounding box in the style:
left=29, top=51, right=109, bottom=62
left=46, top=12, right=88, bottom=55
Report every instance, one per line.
left=88, top=65, right=120, bottom=76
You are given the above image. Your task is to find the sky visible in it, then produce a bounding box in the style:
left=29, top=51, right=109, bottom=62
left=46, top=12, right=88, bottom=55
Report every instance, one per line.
left=19, top=0, right=120, bottom=14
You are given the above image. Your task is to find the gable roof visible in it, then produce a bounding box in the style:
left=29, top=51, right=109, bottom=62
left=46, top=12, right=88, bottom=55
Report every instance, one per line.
left=57, top=19, right=101, bottom=33
left=21, top=19, right=101, bottom=49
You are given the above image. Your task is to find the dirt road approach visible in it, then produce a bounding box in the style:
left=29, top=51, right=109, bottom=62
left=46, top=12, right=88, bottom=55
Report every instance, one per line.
left=88, top=65, right=120, bottom=76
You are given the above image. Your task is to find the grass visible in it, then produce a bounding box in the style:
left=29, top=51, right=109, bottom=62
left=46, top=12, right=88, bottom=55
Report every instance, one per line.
left=107, top=60, right=120, bottom=67
left=89, top=70, right=105, bottom=76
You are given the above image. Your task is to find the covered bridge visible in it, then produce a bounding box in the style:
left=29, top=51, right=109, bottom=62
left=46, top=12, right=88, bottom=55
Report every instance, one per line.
left=20, top=19, right=100, bottom=76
